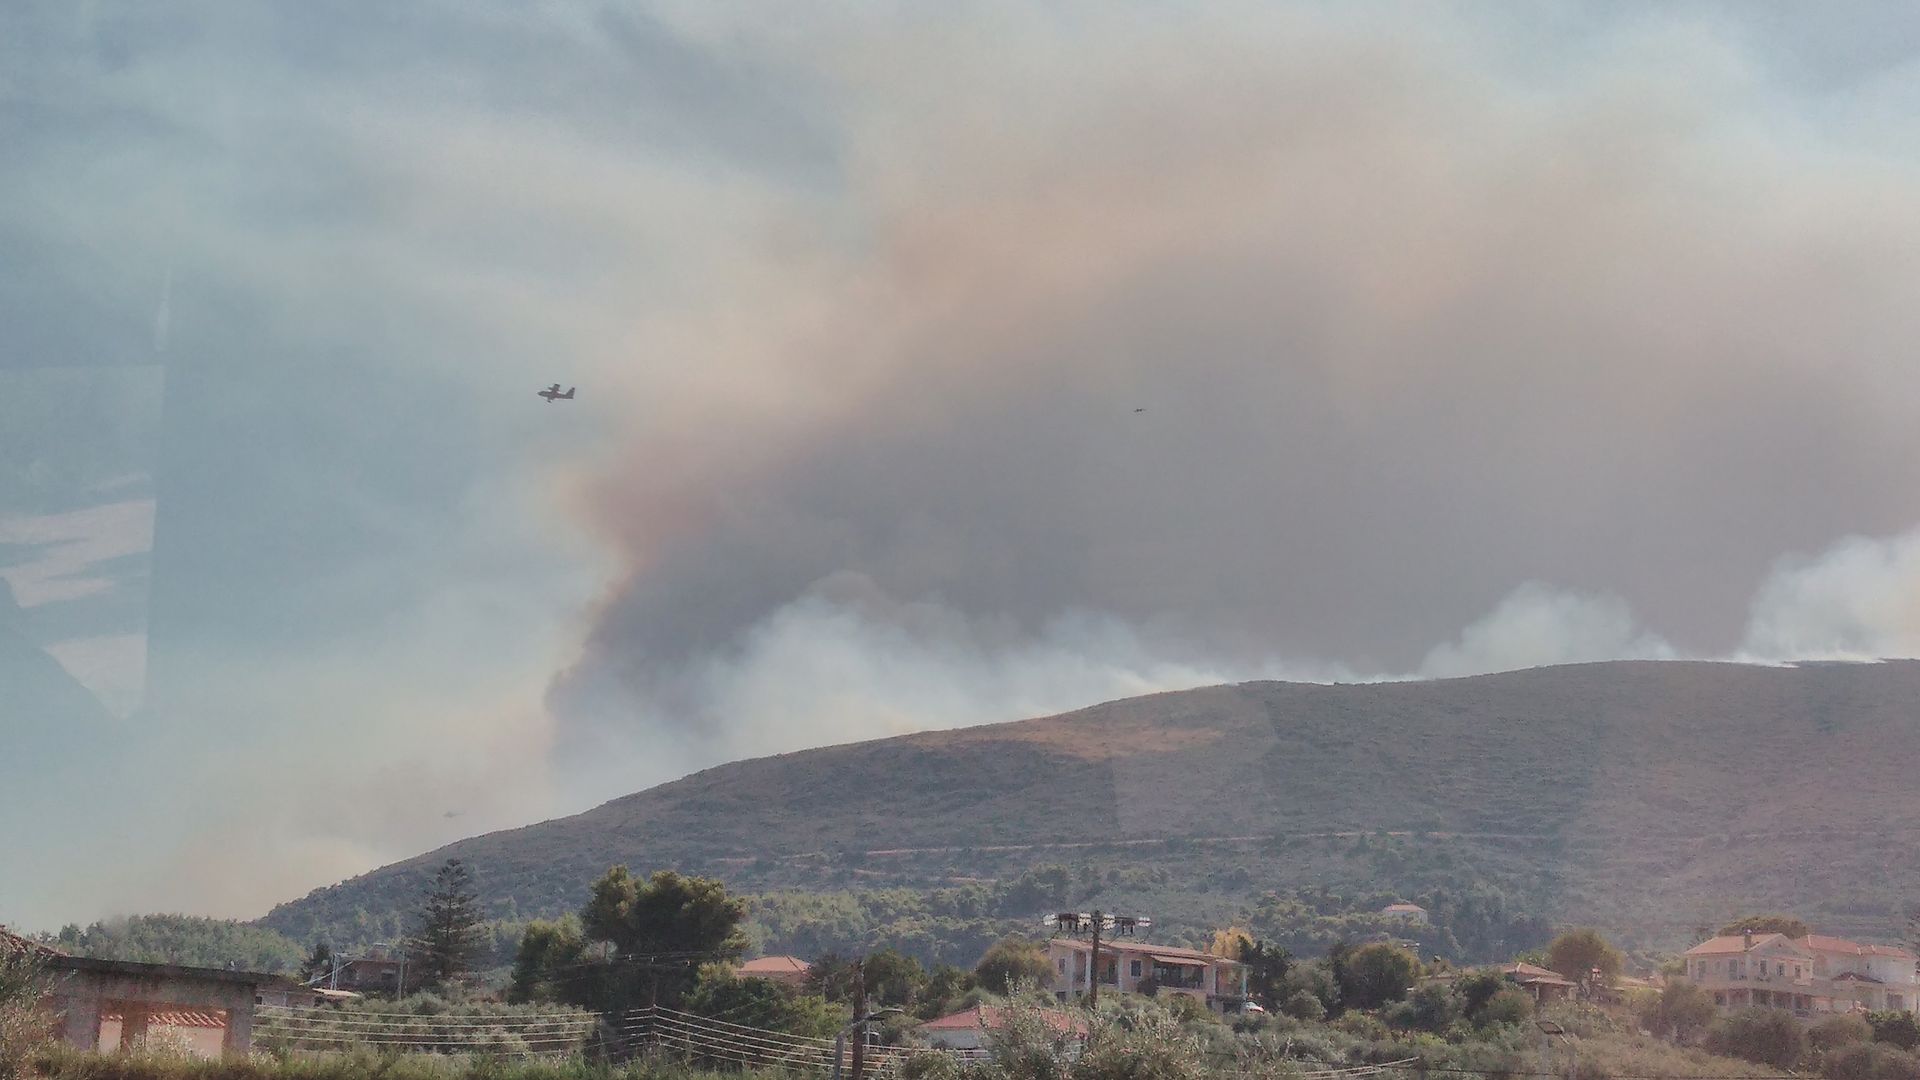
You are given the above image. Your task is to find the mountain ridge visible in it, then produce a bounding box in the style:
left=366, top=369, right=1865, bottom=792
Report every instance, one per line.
left=259, top=660, right=1920, bottom=956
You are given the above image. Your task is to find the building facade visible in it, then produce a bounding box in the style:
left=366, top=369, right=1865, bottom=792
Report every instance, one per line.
left=1045, top=938, right=1248, bottom=1012
left=1680, top=931, right=1920, bottom=1017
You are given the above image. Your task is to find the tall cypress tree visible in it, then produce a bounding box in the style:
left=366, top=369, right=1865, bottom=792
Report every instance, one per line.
left=407, top=859, right=485, bottom=991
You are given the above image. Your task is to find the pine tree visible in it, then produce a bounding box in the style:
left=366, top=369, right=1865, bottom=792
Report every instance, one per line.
left=407, top=859, right=485, bottom=991
left=302, top=939, right=334, bottom=983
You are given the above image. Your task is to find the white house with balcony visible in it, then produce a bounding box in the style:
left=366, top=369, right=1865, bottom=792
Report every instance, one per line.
left=1680, top=930, right=1920, bottom=1017
left=1045, top=938, right=1249, bottom=1013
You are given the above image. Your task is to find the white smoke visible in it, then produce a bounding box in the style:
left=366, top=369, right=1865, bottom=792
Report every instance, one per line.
left=1740, top=529, right=1920, bottom=661
left=1418, top=582, right=1675, bottom=679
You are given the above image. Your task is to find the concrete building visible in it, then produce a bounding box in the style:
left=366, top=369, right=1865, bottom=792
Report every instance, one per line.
left=1680, top=931, right=1920, bottom=1017
left=4, top=925, right=265, bottom=1057
left=45, top=956, right=264, bottom=1057
left=1045, top=938, right=1249, bottom=1012
left=1381, top=903, right=1431, bottom=925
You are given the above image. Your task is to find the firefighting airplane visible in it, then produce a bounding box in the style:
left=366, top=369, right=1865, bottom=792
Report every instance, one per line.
left=537, top=383, right=576, bottom=402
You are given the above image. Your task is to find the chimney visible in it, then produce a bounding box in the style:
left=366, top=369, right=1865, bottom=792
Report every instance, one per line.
left=1744, top=929, right=1754, bottom=949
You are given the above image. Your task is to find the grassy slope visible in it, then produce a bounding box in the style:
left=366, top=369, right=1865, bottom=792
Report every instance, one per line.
left=259, top=660, right=1920, bottom=953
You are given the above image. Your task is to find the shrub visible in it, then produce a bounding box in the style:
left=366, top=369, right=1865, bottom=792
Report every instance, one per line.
left=1707, top=1008, right=1805, bottom=1069
left=1869, top=1011, right=1920, bottom=1052
left=1282, top=990, right=1326, bottom=1022
left=1823, top=1041, right=1920, bottom=1080
left=1476, top=990, right=1533, bottom=1029
left=1810, top=1014, right=1875, bottom=1054
left=1385, top=985, right=1460, bottom=1034
left=1, top=951, right=49, bottom=1080
left=1640, top=982, right=1716, bottom=1043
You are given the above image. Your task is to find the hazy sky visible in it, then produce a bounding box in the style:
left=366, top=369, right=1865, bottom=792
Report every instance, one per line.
left=6, top=1, right=1920, bottom=930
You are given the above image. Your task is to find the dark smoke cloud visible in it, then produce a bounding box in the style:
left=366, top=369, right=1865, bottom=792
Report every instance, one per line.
left=550, top=4, right=1920, bottom=765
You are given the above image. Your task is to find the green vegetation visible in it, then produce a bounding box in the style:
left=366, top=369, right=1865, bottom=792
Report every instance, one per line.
left=1545, top=928, right=1622, bottom=984
left=258, top=664, right=1920, bottom=961
left=1718, top=915, right=1811, bottom=939
left=972, top=939, right=1050, bottom=998
left=509, top=868, right=748, bottom=1013
left=1706, top=1008, right=1805, bottom=1069
left=408, top=861, right=487, bottom=992
left=46, top=916, right=305, bottom=973
left=2, top=948, right=47, bottom=1080
left=1336, top=943, right=1418, bottom=1010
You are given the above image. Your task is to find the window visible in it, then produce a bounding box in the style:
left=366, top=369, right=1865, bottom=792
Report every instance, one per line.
left=1890, top=995, right=1906, bottom=1011
left=1130, top=959, right=1143, bottom=978
left=1057, top=959, right=1066, bottom=974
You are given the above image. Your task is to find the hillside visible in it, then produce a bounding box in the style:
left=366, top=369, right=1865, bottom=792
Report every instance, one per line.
left=261, top=660, right=1920, bottom=958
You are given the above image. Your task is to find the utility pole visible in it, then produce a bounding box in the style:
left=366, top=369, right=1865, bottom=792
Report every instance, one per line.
left=1045, top=910, right=1151, bottom=1010
left=849, top=959, right=867, bottom=1080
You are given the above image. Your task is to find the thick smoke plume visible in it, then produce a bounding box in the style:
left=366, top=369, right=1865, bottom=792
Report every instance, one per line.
left=550, top=5, right=1920, bottom=767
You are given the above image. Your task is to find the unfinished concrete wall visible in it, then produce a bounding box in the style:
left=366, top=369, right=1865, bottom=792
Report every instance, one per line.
left=44, top=958, right=259, bottom=1056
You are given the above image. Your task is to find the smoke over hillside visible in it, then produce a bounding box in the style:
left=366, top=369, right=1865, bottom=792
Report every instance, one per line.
left=548, top=5, right=1920, bottom=773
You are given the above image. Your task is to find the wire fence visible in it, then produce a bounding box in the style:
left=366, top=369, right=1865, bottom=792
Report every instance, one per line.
left=253, top=1004, right=600, bottom=1061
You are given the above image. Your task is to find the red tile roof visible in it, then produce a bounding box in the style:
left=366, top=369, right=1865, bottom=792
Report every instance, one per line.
left=1684, top=934, right=1807, bottom=956
left=1502, top=962, right=1575, bottom=986
left=738, top=956, right=811, bottom=977
left=919, top=1005, right=1087, bottom=1036
left=101, top=1009, right=228, bottom=1029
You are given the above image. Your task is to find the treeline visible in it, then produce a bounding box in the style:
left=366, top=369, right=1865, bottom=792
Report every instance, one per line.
left=747, top=866, right=1074, bottom=966
left=43, top=915, right=308, bottom=973
left=1245, top=883, right=1552, bottom=962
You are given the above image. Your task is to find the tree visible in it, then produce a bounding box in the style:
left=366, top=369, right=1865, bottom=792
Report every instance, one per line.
left=1325, top=939, right=1354, bottom=1016
left=1210, top=927, right=1255, bottom=959
left=1708, top=1008, right=1805, bottom=1069
left=1642, top=980, right=1716, bottom=1042
left=1718, top=915, right=1810, bottom=940
left=507, top=917, right=589, bottom=1004
left=580, top=867, right=750, bottom=965
left=974, top=938, right=1050, bottom=996
left=1905, top=904, right=1920, bottom=957
left=917, top=965, right=977, bottom=1021
left=866, top=949, right=929, bottom=1009
left=683, top=965, right=842, bottom=1038
left=1544, top=928, right=1621, bottom=985
left=1455, top=970, right=1507, bottom=1019
left=302, top=940, right=334, bottom=984
left=1338, top=943, right=1419, bottom=1010
left=407, top=859, right=486, bottom=991
left=1238, top=939, right=1293, bottom=1012
left=807, top=952, right=862, bottom=1003
left=511, top=866, right=748, bottom=1011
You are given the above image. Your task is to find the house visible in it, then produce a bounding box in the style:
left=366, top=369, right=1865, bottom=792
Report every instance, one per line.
left=1499, top=962, right=1577, bottom=1003
left=1046, top=938, right=1249, bottom=1012
left=917, top=1004, right=1088, bottom=1052
left=1679, top=930, right=1920, bottom=1017
left=736, top=955, right=812, bottom=988
left=326, top=948, right=408, bottom=996
left=1381, top=903, right=1430, bottom=925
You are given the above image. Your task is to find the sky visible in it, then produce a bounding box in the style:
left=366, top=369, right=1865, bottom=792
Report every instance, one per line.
left=5, top=1, right=1920, bottom=930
